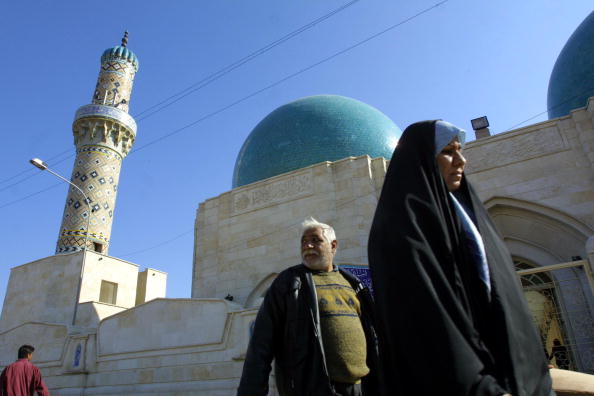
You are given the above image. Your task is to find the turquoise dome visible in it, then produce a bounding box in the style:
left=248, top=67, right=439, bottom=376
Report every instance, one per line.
left=547, top=11, right=594, bottom=119
left=232, top=95, right=401, bottom=188
left=101, top=45, right=139, bottom=72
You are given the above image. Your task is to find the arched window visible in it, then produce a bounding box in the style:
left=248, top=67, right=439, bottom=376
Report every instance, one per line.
left=514, top=258, right=575, bottom=370
left=514, top=259, right=554, bottom=289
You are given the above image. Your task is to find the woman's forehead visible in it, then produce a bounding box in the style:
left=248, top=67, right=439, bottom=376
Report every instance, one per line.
left=446, top=137, right=461, bottom=147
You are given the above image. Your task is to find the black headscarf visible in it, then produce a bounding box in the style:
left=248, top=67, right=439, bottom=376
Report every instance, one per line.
left=368, top=120, right=553, bottom=396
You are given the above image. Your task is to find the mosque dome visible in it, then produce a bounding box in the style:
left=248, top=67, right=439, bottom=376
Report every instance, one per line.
left=547, top=11, right=594, bottom=119
left=100, top=32, right=139, bottom=72
left=232, top=95, right=401, bottom=188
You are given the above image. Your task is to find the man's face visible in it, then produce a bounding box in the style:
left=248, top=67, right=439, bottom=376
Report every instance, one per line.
left=437, top=138, right=466, bottom=192
left=26, top=353, right=32, bottom=361
left=301, top=227, right=336, bottom=272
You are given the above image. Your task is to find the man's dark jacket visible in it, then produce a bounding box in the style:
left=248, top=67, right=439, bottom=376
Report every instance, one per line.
left=237, top=264, right=380, bottom=396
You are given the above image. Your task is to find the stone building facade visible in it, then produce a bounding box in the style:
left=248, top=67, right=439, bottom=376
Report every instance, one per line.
left=0, top=100, right=593, bottom=394
left=1, top=13, right=594, bottom=393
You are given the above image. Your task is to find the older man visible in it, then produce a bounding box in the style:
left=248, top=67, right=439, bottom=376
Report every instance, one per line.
left=237, top=217, right=379, bottom=396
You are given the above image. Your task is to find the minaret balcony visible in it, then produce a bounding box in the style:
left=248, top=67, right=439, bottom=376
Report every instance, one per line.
left=74, top=104, right=137, bottom=135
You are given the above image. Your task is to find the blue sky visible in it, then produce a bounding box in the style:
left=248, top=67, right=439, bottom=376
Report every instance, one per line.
left=0, top=1, right=592, bottom=302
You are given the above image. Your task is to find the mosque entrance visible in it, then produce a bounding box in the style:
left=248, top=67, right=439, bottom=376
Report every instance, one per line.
left=515, top=259, right=594, bottom=373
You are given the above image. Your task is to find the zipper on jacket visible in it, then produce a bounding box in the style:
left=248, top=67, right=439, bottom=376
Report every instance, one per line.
left=306, top=271, right=335, bottom=394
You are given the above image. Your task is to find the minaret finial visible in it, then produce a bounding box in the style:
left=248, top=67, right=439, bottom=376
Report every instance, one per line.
left=121, top=31, right=129, bottom=47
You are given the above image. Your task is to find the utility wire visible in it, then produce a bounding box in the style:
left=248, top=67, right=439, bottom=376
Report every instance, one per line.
left=0, top=0, right=358, bottom=191
left=131, top=0, right=450, bottom=153
left=133, top=0, right=362, bottom=122
left=0, top=153, right=74, bottom=194
left=7, top=78, right=587, bottom=211
left=118, top=183, right=369, bottom=259
left=504, top=85, right=594, bottom=131
left=0, top=182, right=64, bottom=210
left=119, top=88, right=594, bottom=258
left=0, top=0, right=467, bottom=209
left=119, top=229, right=194, bottom=258
left=0, top=149, right=73, bottom=186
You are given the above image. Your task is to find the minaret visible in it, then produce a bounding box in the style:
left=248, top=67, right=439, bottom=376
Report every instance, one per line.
left=56, top=32, right=139, bottom=255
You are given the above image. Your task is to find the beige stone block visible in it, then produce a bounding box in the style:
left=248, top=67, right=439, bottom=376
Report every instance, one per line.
left=76, top=302, right=126, bottom=327
left=139, top=369, right=154, bottom=384
left=98, top=299, right=236, bottom=356
left=136, top=268, right=167, bottom=306
left=550, top=368, right=594, bottom=396
left=0, top=254, right=82, bottom=331
left=0, top=323, right=67, bottom=366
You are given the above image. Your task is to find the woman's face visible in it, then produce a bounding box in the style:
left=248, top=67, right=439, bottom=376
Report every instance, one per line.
left=437, top=139, right=466, bottom=192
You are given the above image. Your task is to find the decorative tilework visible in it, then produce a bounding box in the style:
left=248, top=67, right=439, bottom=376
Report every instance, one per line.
left=78, top=146, right=122, bottom=162
left=233, top=95, right=401, bottom=188
left=57, top=43, right=138, bottom=255
left=56, top=144, right=123, bottom=255
left=231, top=169, right=314, bottom=215
left=548, top=11, right=594, bottom=118
left=74, top=104, right=136, bottom=134
left=341, top=265, right=373, bottom=292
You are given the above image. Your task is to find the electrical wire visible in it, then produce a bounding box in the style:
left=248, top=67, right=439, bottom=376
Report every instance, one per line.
left=0, top=0, right=360, bottom=186
left=131, top=0, right=450, bottom=153
left=0, top=0, right=450, bottom=205
left=133, top=0, right=362, bottom=121
left=0, top=149, right=73, bottom=186
left=118, top=182, right=370, bottom=259
left=504, top=85, right=594, bottom=131
left=0, top=153, right=74, bottom=194
left=0, top=182, right=64, bottom=210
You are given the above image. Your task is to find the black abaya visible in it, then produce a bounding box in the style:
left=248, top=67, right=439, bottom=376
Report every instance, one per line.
left=368, top=120, right=553, bottom=396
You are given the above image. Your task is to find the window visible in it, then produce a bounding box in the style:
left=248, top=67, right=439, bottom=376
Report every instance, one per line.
left=99, top=280, right=118, bottom=305
left=93, top=242, right=104, bottom=253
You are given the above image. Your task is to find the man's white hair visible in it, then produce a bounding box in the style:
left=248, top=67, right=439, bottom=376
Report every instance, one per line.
left=300, top=217, right=337, bottom=243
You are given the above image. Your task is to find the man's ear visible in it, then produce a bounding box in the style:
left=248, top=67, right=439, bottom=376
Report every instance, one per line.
left=331, top=240, right=337, bottom=252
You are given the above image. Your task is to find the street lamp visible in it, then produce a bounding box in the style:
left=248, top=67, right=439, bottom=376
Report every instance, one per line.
left=30, top=158, right=92, bottom=252
left=30, top=158, right=92, bottom=326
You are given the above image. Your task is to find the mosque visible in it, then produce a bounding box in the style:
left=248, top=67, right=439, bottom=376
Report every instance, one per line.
left=1, top=11, right=593, bottom=396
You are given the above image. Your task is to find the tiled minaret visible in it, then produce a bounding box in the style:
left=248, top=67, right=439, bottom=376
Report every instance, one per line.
left=56, top=32, right=139, bottom=254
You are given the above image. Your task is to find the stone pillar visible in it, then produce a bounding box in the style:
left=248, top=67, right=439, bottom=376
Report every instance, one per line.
left=56, top=32, right=139, bottom=255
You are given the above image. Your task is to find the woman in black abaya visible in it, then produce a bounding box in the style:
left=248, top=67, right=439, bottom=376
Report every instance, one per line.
left=368, top=120, right=553, bottom=395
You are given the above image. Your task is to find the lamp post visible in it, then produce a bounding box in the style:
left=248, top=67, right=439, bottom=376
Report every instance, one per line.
left=30, top=158, right=91, bottom=326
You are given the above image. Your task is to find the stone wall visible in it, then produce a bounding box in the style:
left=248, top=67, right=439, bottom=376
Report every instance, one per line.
left=0, top=254, right=82, bottom=332
left=465, top=99, right=594, bottom=229
left=1, top=101, right=593, bottom=395
left=192, top=156, right=388, bottom=305
left=135, top=268, right=167, bottom=305
left=193, top=101, right=594, bottom=307
left=78, top=253, right=140, bottom=307
left=0, top=299, right=262, bottom=396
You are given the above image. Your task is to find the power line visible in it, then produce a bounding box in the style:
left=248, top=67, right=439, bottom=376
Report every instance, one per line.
left=120, top=92, right=594, bottom=258
left=0, top=182, right=64, bottom=210
left=119, top=184, right=370, bottom=259
left=133, top=0, right=362, bottom=122
left=0, top=0, right=454, bottom=209
left=0, top=149, right=72, bottom=186
left=131, top=0, right=451, bottom=153
left=0, top=0, right=360, bottom=187
left=0, top=153, right=74, bottom=194
left=119, top=229, right=194, bottom=258
left=504, top=85, right=594, bottom=131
